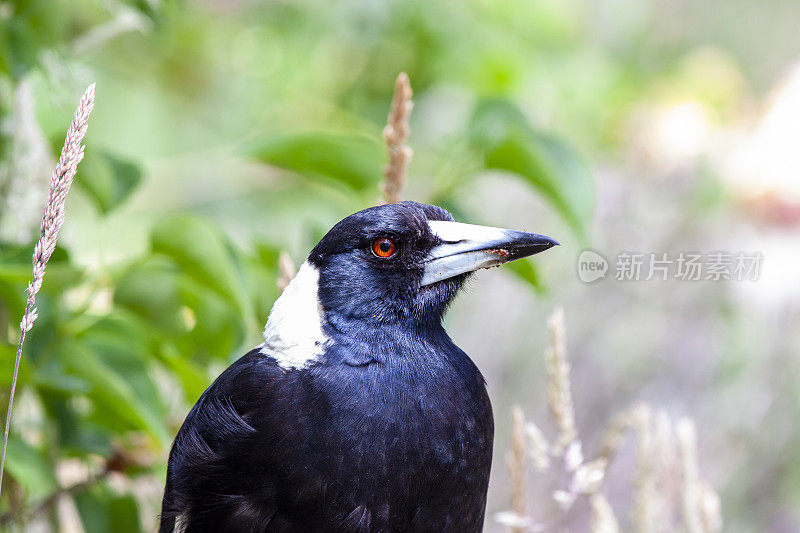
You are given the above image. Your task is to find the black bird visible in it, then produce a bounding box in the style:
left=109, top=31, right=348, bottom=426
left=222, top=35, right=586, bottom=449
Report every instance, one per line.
left=160, top=201, right=557, bottom=532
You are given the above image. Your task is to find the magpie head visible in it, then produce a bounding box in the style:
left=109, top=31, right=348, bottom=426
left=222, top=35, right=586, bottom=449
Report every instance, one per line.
left=306, top=201, right=558, bottom=329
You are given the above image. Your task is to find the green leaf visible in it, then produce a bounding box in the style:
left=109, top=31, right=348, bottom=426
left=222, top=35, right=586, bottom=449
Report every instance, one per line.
left=114, top=256, right=247, bottom=362
left=107, top=493, right=142, bottom=533
left=0, top=1, right=73, bottom=78
left=0, top=245, right=82, bottom=338
left=505, top=258, right=545, bottom=294
left=76, top=151, right=143, bottom=214
left=75, top=485, right=142, bottom=533
left=33, top=368, right=89, bottom=394
left=38, top=388, right=114, bottom=457
left=178, top=277, right=246, bottom=359
left=78, top=317, right=167, bottom=433
left=469, top=98, right=594, bottom=240
left=249, top=132, right=385, bottom=192
left=157, top=343, right=208, bottom=402
left=0, top=344, right=15, bottom=385
left=114, top=256, right=186, bottom=336
left=4, top=436, right=59, bottom=500
left=0, top=244, right=82, bottom=286
left=125, top=0, right=167, bottom=22
left=0, top=14, right=42, bottom=79
left=150, top=214, right=253, bottom=328
left=59, top=340, right=170, bottom=446
left=243, top=250, right=280, bottom=328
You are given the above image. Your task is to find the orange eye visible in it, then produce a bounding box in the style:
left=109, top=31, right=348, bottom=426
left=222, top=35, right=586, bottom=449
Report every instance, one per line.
left=372, top=237, right=398, bottom=258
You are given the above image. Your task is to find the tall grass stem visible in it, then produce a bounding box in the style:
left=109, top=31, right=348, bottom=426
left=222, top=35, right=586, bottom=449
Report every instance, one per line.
left=0, top=83, right=96, bottom=498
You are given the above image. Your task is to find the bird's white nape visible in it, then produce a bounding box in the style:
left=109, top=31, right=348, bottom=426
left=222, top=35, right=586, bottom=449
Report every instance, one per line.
left=261, top=261, right=328, bottom=369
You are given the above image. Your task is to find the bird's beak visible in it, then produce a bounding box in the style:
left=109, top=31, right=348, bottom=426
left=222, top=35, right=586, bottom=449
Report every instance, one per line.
left=421, top=220, right=559, bottom=287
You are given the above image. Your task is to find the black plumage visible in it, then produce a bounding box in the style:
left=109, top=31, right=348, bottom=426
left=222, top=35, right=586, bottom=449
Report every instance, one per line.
left=160, top=202, right=556, bottom=532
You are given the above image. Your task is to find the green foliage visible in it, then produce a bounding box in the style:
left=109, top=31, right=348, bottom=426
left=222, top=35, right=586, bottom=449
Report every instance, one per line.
left=505, top=258, right=545, bottom=295
left=76, top=151, right=143, bottom=215
left=4, top=437, right=58, bottom=501
left=250, top=132, right=385, bottom=194
left=74, top=486, right=141, bottom=533
left=470, top=99, right=593, bottom=240
left=59, top=337, right=168, bottom=446
left=0, top=0, right=69, bottom=79
left=151, top=215, right=255, bottom=328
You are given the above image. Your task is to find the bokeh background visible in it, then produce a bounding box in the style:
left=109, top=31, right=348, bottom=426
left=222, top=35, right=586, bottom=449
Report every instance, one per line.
left=2, top=0, right=800, bottom=531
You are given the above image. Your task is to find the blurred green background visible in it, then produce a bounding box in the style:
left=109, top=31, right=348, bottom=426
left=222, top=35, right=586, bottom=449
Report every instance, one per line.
left=2, top=0, right=800, bottom=531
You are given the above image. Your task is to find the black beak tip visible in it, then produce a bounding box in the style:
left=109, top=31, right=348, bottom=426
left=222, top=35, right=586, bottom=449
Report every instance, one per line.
left=530, top=233, right=559, bottom=250
left=544, top=237, right=560, bottom=248
left=503, top=233, right=559, bottom=261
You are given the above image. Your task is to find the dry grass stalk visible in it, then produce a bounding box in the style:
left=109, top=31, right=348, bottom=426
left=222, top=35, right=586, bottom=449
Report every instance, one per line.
left=633, top=405, right=658, bottom=533
left=382, top=72, right=413, bottom=204
left=544, top=307, right=577, bottom=455
left=524, top=420, right=551, bottom=472
left=276, top=251, right=297, bottom=291
left=590, top=493, right=620, bottom=533
left=677, top=418, right=702, bottom=533
left=698, top=481, right=722, bottom=533
left=0, top=83, right=96, bottom=497
left=595, top=405, right=643, bottom=465
left=652, top=410, right=679, bottom=527
left=677, top=418, right=721, bottom=533
left=500, top=310, right=721, bottom=532
left=508, top=406, right=529, bottom=533
left=573, top=457, right=607, bottom=495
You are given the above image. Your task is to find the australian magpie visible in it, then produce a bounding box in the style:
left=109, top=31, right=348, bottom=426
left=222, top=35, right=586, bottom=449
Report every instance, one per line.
left=160, top=201, right=557, bottom=532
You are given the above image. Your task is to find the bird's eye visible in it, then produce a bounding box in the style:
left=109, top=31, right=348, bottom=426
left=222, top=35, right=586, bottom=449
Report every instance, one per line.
left=371, top=237, right=398, bottom=258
